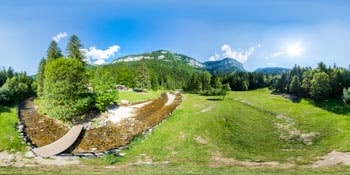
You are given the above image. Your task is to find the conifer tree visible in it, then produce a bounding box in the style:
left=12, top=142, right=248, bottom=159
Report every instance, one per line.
left=67, top=35, right=85, bottom=63
left=47, top=41, right=62, bottom=62
left=36, top=58, right=46, bottom=97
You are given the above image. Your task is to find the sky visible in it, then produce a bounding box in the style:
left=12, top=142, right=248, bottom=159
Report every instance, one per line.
left=1, top=0, right=350, bottom=75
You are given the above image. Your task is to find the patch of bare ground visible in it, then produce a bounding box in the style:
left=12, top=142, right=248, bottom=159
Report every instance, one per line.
left=313, top=151, right=350, bottom=167
left=276, top=114, right=319, bottom=145
left=194, top=135, right=208, bottom=145
left=0, top=151, right=79, bottom=167
left=209, top=151, right=294, bottom=168
left=200, top=106, right=212, bottom=113
left=134, top=153, right=170, bottom=165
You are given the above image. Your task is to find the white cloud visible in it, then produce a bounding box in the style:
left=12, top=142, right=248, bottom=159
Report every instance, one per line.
left=271, top=51, right=285, bottom=57
left=52, top=32, right=68, bottom=42
left=208, top=52, right=220, bottom=61
left=209, top=44, right=260, bottom=63
left=81, top=45, right=120, bottom=65
left=210, top=44, right=261, bottom=63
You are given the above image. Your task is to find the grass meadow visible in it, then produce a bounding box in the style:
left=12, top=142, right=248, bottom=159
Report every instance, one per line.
left=3, top=88, right=350, bottom=174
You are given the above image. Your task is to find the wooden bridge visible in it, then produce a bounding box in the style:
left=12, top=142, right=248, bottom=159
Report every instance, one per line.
left=32, top=125, right=83, bottom=157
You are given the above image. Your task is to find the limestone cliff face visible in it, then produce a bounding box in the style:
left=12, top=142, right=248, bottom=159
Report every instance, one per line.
left=204, top=57, right=245, bottom=74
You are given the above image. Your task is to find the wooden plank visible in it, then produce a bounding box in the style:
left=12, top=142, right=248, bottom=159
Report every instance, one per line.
left=32, top=125, right=83, bottom=157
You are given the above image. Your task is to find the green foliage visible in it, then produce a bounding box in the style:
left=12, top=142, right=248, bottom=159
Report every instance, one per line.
left=188, top=72, right=212, bottom=92
left=91, top=67, right=118, bottom=111
left=0, top=106, right=26, bottom=152
left=102, top=154, right=119, bottom=164
left=343, top=88, right=350, bottom=104
left=43, top=58, right=92, bottom=121
left=201, top=88, right=224, bottom=96
left=289, top=75, right=301, bottom=95
left=0, top=72, right=33, bottom=104
left=210, top=75, right=222, bottom=89
left=310, top=72, right=331, bottom=100
left=134, top=59, right=151, bottom=90
left=0, top=67, right=15, bottom=87
left=36, top=58, right=46, bottom=97
left=46, top=41, right=62, bottom=62
left=107, top=58, right=203, bottom=91
left=222, top=72, right=270, bottom=91
left=272, top=62, right=350, bottom=101
left=67, top=35, right=85, bottom=63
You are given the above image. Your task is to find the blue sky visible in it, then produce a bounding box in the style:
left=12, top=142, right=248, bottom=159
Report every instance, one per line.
left=1, top=0, right=350, bottom=74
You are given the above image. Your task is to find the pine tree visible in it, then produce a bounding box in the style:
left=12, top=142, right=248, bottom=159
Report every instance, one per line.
left=47, top=41, right=63, bottom=62
left=67, top=35, right=85, bottom=63
left=36, top=58, right=46, bottom=97
left=289, top=75, right=301, bottom=95
left=135, top=59, right=151, bottom=90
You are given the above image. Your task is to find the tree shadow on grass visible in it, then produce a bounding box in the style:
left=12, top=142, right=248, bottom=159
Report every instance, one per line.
left=0, top=105, right=11, bottom=113
left=271, top=91, right=302, bottom=103
left=206, top=98, right=223, bottom=101
left=308, top=98, right=350, bottom=115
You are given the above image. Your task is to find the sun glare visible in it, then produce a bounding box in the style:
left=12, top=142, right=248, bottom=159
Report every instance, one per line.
left=286, top=42, right=303, bottom=57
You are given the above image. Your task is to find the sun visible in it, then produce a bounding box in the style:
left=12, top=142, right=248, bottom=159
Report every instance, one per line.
left=286, top=42, right=303, bottom=57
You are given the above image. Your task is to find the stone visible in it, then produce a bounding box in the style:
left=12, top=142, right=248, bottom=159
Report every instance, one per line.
left=120, top=100, right=129, bottom=106
left=24, top=151, right=35, bottom=158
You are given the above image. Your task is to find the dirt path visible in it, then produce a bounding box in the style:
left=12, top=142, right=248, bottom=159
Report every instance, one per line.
left=313, top=151, right=350, bottom=167
left=0, top=151, right=79, bottom=167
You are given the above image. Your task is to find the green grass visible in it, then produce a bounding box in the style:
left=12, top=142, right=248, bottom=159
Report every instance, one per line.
left=0, top=106, right=26, bottom=152
left=120, top=88, right=350, bottom=166
left=3, top=165, right=350, bottom=175
left=117, top=90, right=164, bottom=104
left=4, top=88, right=350, bottom=174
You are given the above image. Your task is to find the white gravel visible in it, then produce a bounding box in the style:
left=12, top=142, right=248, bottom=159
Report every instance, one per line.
left=108, top=93, right=176, bottom=123
left=165, top=93, right=175, bottom=106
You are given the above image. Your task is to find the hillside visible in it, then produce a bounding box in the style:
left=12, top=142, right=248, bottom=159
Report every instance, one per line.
left=254, top=67, right=290, bottom=74
left=121, top=88, right=350, bottom=167
left=112, top=50, right=246, bottom=74
left=204, top=57, right=246, bottom=74
left=112, top=50, right=205, bottom=68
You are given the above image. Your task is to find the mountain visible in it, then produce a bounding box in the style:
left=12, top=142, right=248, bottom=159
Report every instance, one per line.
left=112, top=50, right=205, bottom=68
left=204, top=57, right=245, bottom=74
left=254, top=67, right=291, bottom=74
left=112, top=50, right=246, bottom=74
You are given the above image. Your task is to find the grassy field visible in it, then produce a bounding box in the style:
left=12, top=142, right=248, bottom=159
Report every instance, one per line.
left=117, top=90, right=164, bottom=104
left=2, top=165, right=350, bottom=175
left=3, top=89, right=350, bottom=174
left=118, top=88, right=350, bottom=166
left=0, top=106, right=26, bottom=152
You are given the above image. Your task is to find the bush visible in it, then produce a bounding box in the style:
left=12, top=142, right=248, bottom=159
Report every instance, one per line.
left=201, top=88, right=224, bottom=96
left=43, top=58, right=92, bottom=121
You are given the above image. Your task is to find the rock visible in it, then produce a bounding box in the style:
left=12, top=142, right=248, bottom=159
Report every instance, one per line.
left=74, top=152, right=96, bottom=158
left=96, top=153, right=105, bottom=157
left=118, top=152, right=126, bottom=157
left=25, top=151, right=35, bottom=158
left=17, top=124, right=24, bottom=131
left=120, top=100, right=129, bottom=106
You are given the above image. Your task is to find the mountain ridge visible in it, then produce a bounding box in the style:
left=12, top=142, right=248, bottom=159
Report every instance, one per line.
left=112, top=50, right=246, bottom=74
left=254, top=67, right=291, bottom=74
